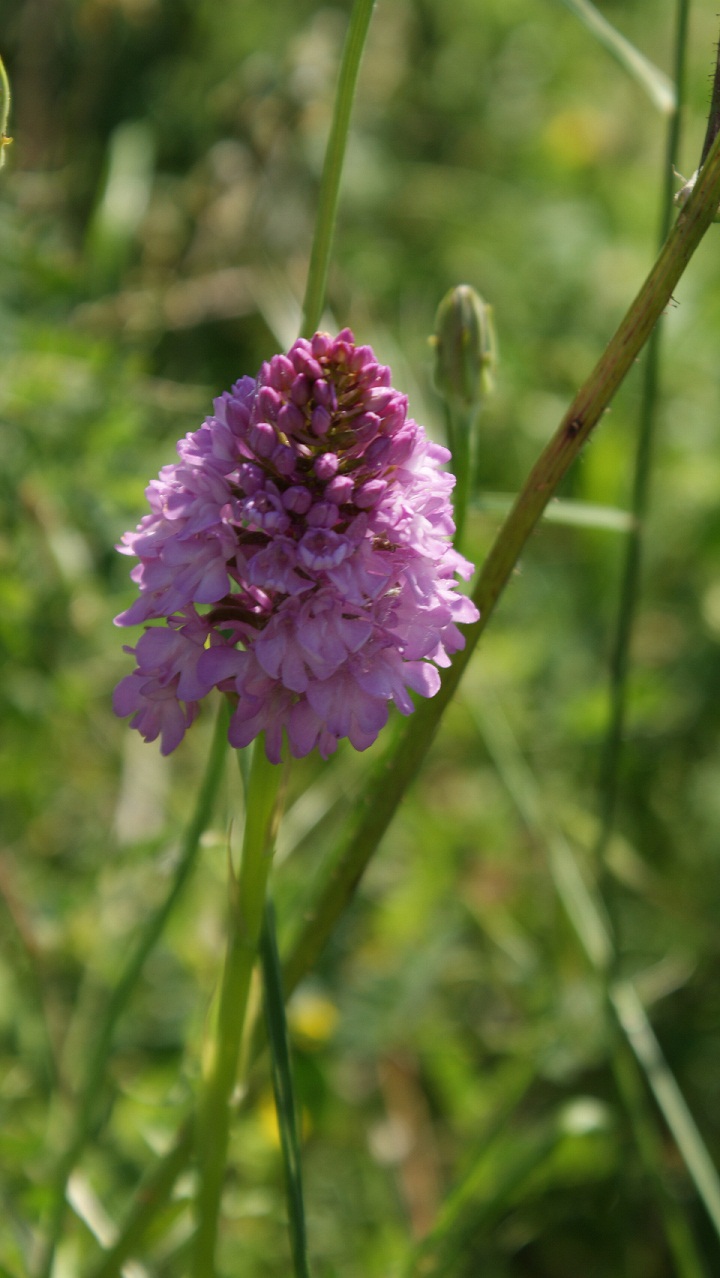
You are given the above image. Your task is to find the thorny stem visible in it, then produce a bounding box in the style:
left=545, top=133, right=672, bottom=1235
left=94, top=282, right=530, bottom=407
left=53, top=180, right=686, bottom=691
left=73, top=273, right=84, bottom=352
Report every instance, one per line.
left=700, top=23, right=720, bottom=165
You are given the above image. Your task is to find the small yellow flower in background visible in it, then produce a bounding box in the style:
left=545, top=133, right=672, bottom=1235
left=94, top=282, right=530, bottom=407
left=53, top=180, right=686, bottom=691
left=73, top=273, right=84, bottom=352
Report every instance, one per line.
left=288, top=989, right=339, bottom=1047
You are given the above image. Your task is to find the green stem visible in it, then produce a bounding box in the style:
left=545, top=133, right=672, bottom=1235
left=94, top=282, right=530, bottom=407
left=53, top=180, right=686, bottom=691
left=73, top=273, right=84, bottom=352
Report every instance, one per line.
left=446, top=403, right=477, bottom=552
left=260, top=898, right=311, bottom=1278
left=192, top=741, right=282, bottom=1277
left=300, top=0, right=375, bottom=337
left=283, top=122, right=720, bottom=997
left=596, top=0, right=691, bottom=864
left=36, top=702, right=228, bottom=1278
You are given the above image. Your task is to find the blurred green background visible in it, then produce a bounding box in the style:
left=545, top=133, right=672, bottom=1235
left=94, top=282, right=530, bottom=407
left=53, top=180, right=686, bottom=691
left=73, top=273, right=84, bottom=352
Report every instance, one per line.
left=3, top=0, right=720, bottom=1273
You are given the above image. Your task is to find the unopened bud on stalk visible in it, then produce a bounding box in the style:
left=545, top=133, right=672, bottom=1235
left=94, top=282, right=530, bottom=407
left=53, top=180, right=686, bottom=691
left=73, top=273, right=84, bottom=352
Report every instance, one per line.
left=431, top=284, right=496, bottom=410
left=430, top=285, right=496, bottom=551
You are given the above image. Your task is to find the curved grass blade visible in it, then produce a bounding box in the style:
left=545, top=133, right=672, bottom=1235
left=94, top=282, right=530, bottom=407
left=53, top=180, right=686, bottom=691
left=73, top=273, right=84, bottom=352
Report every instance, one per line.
left=555, top=0, right=675, bottom=114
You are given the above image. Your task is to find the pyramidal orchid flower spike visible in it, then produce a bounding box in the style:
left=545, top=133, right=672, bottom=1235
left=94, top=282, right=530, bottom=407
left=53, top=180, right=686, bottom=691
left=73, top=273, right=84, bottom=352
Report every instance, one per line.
left=114, top=330, right=479, bottom=763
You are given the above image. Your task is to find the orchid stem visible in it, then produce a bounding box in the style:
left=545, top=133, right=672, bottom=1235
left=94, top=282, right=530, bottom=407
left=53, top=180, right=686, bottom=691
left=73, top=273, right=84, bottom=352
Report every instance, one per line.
left=191, top=741, right=282, bottom=1277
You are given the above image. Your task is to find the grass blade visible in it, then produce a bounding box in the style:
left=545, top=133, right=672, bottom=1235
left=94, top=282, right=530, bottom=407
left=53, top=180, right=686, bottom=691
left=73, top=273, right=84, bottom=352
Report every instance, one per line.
left=475, top=492, right=635, bottom=533
left=555, top=0, right=675, bottom=113
left=612, top=981, right=720, bottom=1239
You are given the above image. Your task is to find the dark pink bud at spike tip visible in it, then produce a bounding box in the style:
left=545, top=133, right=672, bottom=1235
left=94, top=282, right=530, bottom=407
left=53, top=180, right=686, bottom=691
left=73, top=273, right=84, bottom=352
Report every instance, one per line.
left=114, top=330, right=478, bottom=761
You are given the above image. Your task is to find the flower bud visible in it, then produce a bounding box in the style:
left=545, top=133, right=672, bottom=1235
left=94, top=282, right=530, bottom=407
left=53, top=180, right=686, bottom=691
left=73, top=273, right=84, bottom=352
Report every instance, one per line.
left=432, top=284, right=496, bottom=409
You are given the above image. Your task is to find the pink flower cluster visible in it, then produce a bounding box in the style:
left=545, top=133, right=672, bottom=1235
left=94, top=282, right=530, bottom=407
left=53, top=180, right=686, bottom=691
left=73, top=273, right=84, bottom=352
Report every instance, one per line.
left=114, top=330, right=478, bottom=762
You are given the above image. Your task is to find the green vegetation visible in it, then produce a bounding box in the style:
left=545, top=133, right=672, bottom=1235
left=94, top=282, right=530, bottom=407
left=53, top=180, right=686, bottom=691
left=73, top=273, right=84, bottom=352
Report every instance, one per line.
left=3, top=1, right=720, bottom=1274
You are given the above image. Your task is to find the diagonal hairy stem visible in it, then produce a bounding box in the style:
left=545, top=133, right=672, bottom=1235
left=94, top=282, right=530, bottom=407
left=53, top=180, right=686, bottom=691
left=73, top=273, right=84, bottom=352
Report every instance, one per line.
left=283, top=125, right=720, bottom=994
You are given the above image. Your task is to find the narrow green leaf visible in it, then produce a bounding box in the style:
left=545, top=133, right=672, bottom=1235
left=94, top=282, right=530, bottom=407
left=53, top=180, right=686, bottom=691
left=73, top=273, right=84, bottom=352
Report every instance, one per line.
left=475, top=492, right=635, bottom=532
left=555, top=0, right=675, bottom=114
left=612, top=981, right=720, bottom=1240
left=261, top=898, right=311, bottom=1278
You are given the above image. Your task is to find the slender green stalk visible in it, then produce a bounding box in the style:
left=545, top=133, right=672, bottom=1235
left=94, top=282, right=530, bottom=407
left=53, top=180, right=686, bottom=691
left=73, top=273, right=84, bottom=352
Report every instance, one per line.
left=595, top=0, right=691, bottom=864
left=283, top=123, right=720, bottom=996
left=35, top=703, right=229, bottom=1278
left=192, top=741, right=282, bottom=1277
left=445, top=404, right=475, bottom=549
left=300, top=0, right=375, bottom=337
left=261, top=898, right=311, bottom=1278
left=79, top=117, right=720, bottom=1273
